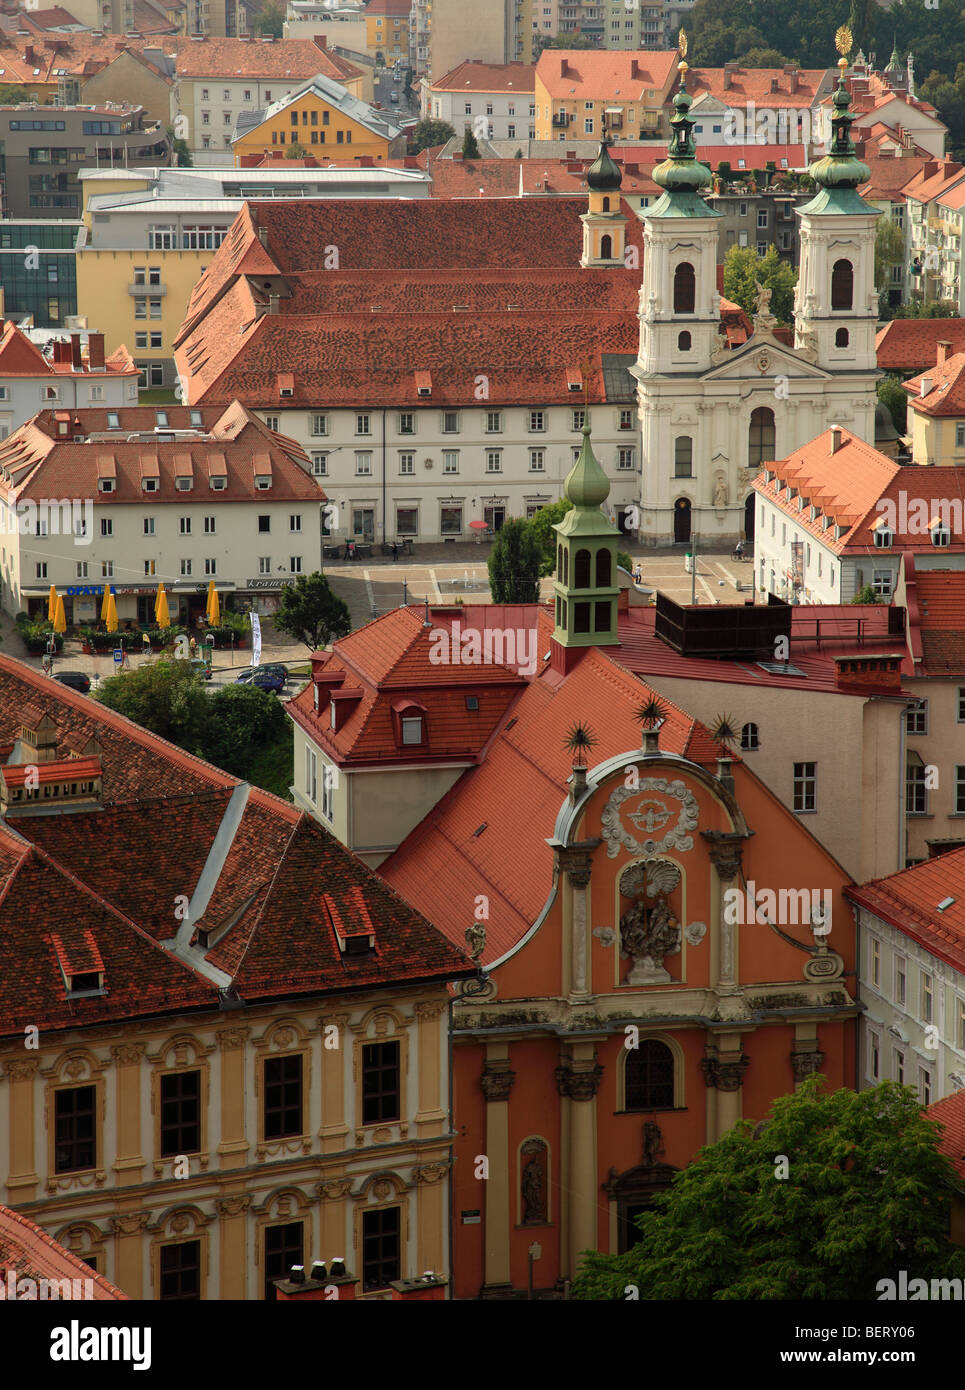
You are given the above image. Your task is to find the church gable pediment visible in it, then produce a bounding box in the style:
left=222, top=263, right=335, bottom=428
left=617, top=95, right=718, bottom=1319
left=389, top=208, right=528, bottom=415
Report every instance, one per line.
left=702, top=337, right=832, bottom=384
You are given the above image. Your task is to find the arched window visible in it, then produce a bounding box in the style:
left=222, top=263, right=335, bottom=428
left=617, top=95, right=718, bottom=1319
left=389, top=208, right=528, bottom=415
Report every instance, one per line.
left=596, top=549, right=611, bottom=586
left=748, top=407, right=775, bottom=467
left=673, top=261, right=695, bottom=313
left=602, top=196, right=610, bottom=212
left=835, top=327, right=849, bottom=347
left=674, top=435, right=692, bottom=478
left=600, top=232, right=612, bottom=259
left=574, top=548, right=591, bottom=588
left=831, top=258, right=853, bottom=311
left=677, top=330, right=692, bottom=351
left=563, top=547, right=569, bottom=585
left=557, top=543, right=563, bottom=576
left=740, top=721, right=759, bottom=751
left=625, top=1039, right=675, bottom=1110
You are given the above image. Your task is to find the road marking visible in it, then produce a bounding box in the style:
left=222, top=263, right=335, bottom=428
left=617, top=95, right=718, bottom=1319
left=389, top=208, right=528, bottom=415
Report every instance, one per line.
left=363, top=569, right=376, bottom=614
left=428, top=568, right=442, bottom=602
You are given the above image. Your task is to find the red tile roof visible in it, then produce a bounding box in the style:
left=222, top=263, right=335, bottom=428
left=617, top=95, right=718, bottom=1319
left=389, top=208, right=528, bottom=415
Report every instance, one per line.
left=172, top=36, right=360, bottom=82
left=927, top=1090, right=965, bottom=1184
left=877, top=319, right=965, bottom=373
left=0, top=401, right=322, bottom=506
left=684, top=66, right=833, bottom=108
left=379, top=609, right=726, bottom=964
left=904, top=351, right=965, bottom=416
left=175, top=196, right=646, bottom=408
left=910, top=569, right=965, bottom=676
left=536, top=48, right=679, bottom=99
left=0, top=322, right=136, bottom=380
left=0, top=1203, right=128, bottom=1299
left=857, top=153, right=930, bottom=202
left=365, top=0, right=411, bottom=14
left=432, top=60, right=536, bottom=93
left=901, top=159, right=965, bottom=206
left=846, top=846, right=965, bottom=976
left=0, top=650, right=474, bottom=1039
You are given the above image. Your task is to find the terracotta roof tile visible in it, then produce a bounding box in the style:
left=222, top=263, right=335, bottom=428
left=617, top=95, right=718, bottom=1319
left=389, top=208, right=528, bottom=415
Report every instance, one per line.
left=536, top=48, right=680, bottom=100
left=927, top=1090, right=965, bottom=1183
left=877, top=319, right=965, bottom=373
left=432, top=60, right=535, bottom=93
left=846, top=846, right=965, bottom=976
left=905, top=351, right=965, bottom=416
left=0, top=1203, right=128, bottom=1299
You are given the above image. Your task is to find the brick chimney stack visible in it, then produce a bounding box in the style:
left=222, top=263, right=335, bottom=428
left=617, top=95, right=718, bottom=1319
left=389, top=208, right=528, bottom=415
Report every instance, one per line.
left=937, top=339, right=952, bottom=366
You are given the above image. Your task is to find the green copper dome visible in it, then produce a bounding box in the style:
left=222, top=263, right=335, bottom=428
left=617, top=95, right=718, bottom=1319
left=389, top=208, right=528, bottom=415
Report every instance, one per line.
left=885, top=37, right=902, bottom=73
left=587, top=131, right=622, bottom=192
left=652, top=66, right=713, bottom=195
left=806, top=65, right=870, bottom=191
left=564, top=423, right=610, bottom=509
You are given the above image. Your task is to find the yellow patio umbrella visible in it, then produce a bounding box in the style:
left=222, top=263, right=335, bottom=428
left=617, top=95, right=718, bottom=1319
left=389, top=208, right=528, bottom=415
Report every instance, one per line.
left=47, top=584, right=57, bottom=622
left=105, top=590, right=118, bottom=634
left=206, top=581, right=220, bottom=628
left=52, top=594, right=67, bottom=634
left=100, top=583, right=112, bottom=623
left=154, top=582, right=169, bottom=629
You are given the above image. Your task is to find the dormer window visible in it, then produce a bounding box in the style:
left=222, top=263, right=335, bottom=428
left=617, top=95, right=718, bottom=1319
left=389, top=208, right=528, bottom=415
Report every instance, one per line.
left=401, top=715, right=423, bottom=745
left=392, top=697, right=426, bottom=747
left=874, top=524, right=893, bottom=548
left=210, top=477, right=227, bottom=490
left=176, top=476, right=192, bottom=491
left=98, top=478, right=114, bottom=493
left=67, top=970, right=102, bottom=997
left=143, top=478, right=158, bottom=492
left=156, top=411, right=168, bottom=427
left=255, top=476, right=271, bottom=490
left=106, top=412, right=119, bottom=429
left=931, top=522, right=951, bottom=547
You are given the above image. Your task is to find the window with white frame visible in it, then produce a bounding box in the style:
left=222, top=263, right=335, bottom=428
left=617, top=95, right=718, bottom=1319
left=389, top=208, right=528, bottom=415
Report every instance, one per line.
left=486, top=411, right=501, bottom=433
left=305, top=745, right=317, bottom=803
left=870, top=936, right=880, bottom=988
left=921, top=971, right=934, bottom=1023
left=399, top=452, right=414, bottom=475
left=895, top=955, right=906, bottom=1006
left=618, top=447, right=634, bottom=470
left=905, top=699, right=927, bottom=735
left=356, top=452, right=372, bottom=475
left=311, top=414, right=328, bottom=436
left=529, top=448, right=545, bottom=472
left=486, top=450, right=502, bottom=473
left=529, top=410, right=545, bottom=432
left=443, top=451, right=458, bottom=474
left=290, top=556, right=302, bottom=573
left=356, top=413, right=371, bottom=435
left=311, top=452, right=328, bottom=476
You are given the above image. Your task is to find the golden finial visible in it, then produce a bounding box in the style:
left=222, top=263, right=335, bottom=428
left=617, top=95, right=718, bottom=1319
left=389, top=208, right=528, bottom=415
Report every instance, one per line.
left=678, top=27, right=688, bottom=74
left=835, top=23, right=852, bottom=69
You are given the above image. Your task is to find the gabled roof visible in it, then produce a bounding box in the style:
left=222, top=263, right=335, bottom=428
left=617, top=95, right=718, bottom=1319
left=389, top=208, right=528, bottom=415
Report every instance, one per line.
left=904, top=351, right=965, bottom=416
left=684, top=66, right=832, bottom=109
left=234, top=71, right=401, bottom=144
left=911, top=569, right=965, bottom=676
left=901, top=159, right=965, bottom=205
left=535, top=48, right=679, bottom=100
left=0, top=1203, right=127, bottom=1299
left=846, top=846, right=965, bottom=976
left=857, top=153, right=930, bottom=202
left=378, top=609, right=725, bottom=964
left=876, top=320, right=965, bottom=373
left=431, top=60, right=536, bottom=94
left=927, top=1090, right=965, bottom=1184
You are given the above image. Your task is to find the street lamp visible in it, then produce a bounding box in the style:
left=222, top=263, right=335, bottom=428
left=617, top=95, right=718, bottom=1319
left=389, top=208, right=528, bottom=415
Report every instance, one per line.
left=204, top=631, right=215, bottom=679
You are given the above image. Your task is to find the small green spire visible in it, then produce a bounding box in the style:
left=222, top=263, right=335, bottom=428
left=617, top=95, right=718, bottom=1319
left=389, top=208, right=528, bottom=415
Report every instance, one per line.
left=652, top=61, right=713, bottom=197
left=805, top=57, right=870, bottom=195
left=564, top=422, right=610, bottom=509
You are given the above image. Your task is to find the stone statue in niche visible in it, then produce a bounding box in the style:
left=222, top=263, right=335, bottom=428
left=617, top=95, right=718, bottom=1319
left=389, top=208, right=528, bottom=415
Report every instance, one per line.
left=713, top=473, right=727, bottom=509
left=521, top=1139, right=547, bottom=1225
left=619, top=860, right=682, bottom=984
left=642, top=1120, right=664, bottom=1168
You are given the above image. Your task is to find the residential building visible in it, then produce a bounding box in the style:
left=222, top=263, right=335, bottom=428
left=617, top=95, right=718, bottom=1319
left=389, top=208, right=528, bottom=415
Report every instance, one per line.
left=76, top=163, right=429, bottom=389
left=0, top=104, right=170, bottom=219
left=170, top=34, right=365, bottom=160
left=836, top=54, right=948, bottom=161
left=0, top=1202, right=128, bottom=1299
left=903, top=345, right=965, bottom=466
left=428, top=0, right=533, bottom=83
left=0, top=655, right=473, bottom=1298
left=284, top=3, right=368, bottom=56
left=365, top=0, right=411, bottom=69
left=0, top=220, right=82, bottom=329
left=533, top=48, right=679, bottom=142
left=848, top=848, right=965, bottom=1106
left=753, top=426, right=965, bottom=606
left=926, top=1090, right=965, bottom=1244
left=232, top=74, right=405, bottom=165
left=0, top=401, right=325, bottom=623
left=429, top=61, right=536, bottom=143
left=0, top=323, right=138, bottom=439
left=291, top=439, right=860, bottom=1296
left=684, top=63, right=836, bottom=154
left=858, top=151, right=932, bottom=309
left=0, top=34, right=176, bottom=124
left=904, top=160, right=965, bottom=309
left=705, top=170, right=810, bottom=268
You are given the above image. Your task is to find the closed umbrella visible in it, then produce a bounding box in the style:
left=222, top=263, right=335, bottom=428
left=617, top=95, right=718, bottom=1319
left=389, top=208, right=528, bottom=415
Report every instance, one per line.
left=207, top=583, right=220, bottom=628
left=155, top=583, right=169, bottom=629
left=47, top=585, right=57, bottom=622
left=100, top=584, right=112, bottom=623
left=53, top=594, right=66, bottom=634
left=105, top=591, right=118, bottom=634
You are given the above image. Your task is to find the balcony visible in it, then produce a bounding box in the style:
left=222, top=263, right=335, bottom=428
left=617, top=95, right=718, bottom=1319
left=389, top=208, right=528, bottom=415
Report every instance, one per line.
left=128, top=283, right=166, bottom=296
left=552, top=112, right=571, bottom=128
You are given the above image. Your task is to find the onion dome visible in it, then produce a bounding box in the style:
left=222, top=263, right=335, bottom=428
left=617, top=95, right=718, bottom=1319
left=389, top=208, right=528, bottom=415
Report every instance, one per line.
left=564, top=423, right=610, bottom=509
left=587, top=131, right=622, bottom=193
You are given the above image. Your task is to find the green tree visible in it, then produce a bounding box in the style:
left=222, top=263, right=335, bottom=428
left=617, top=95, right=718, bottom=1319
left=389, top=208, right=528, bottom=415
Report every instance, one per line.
left=847, top=0, right=876, bottom=53
left=96, top=659, right=211, bottom=752
left=285, top=141, right=306, bottom=159
left=166, top=127, right=193, bottom=167
left=410, top=118, right=456, bottom=153
left=274, top=572, right=351, bottom=650
left=877, top=374, right=908, bottom=433
left=851, top=583, right=879, bottom=604
left=252, top=2, right=283, bottom=37
left=894, top=294, right=959, bottom=319
left=0, top=83, right=27, bottom=104
left=741, top=47, right=789, bottom=67
left=723, top=244, right=797, bottom=325
left=874, top=217, right=905, bottom=291
left=533, top=32, right=598, bottom=56
left=572, top=1077, right=965, bottom=1299
left=462, top=124, right=480, bottom=159
left=204, top=684, right=286, bottom=777
left=487, top=518, right=542, bottom=603
left=528, top=498, right=574, bottom=577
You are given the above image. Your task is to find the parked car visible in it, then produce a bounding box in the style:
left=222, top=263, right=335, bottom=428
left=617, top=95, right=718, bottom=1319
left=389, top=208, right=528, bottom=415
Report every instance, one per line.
left=390, top=91, right=399, bottom=103
left=246, top=669, right=286, bottom=695
left=53, top=670, right=91, bottom=694
left=236, top=663, right=288, bottom=685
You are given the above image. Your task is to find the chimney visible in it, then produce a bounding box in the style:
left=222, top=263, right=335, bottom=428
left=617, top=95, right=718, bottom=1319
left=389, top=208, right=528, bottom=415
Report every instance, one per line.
left=830, top=425, right=842, bottom=453
left=390, top=1274, right=448, bottom=1302
left=723, top=69, right=731, bottom=89
left=70, top=332, right=82, bottom=370
left=274, top=1259, right=359, bottom=1301
left=23, top=42, right=34, bottom=63
left=919, top=375, right=933, bottom=397
left=770, top=77, right=779, bottom=93
left=790, top=70, right=799, bottom=93
left=314, top=34, right=327, bottom=50
left=88, top=332, right=105, bottom=370
left=630, top=58, right=641, bottom=81
left=268, top=293, right=280, bottom=314
left=937, top=340, right=952, bottom=366
left=560, top=57, right=568, bottom=78
left=834, top=654, right=902, bottom=690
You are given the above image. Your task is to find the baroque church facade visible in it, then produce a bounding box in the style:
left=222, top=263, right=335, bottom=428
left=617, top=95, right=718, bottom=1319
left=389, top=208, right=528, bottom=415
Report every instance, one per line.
left=621, top=48, right=879, bottom=547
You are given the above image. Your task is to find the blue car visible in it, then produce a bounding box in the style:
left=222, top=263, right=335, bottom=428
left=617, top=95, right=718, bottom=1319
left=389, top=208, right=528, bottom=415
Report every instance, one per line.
left=237, top=668, right=285, bottom=694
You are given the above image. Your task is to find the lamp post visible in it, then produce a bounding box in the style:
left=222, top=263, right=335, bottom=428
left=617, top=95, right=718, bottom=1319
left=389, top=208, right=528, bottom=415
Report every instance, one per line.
left=204, top=632, right=214, bottom=680
left=527, top=1241, right=541, bottom=1301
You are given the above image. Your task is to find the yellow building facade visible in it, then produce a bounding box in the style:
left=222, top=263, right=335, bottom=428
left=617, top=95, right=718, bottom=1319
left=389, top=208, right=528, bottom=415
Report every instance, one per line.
left=3, top=987, right=453, bottom=1298
left=232, top=83, right=400, bottom=165
left=365, top=2, right=411, bottom=69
